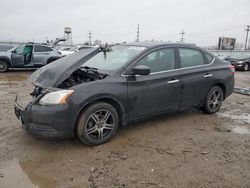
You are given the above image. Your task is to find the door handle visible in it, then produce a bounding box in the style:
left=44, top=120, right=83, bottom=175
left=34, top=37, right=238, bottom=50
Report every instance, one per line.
left=204, top=74, right=213, bottom=78
left=168, top=79, right=179, bottom=84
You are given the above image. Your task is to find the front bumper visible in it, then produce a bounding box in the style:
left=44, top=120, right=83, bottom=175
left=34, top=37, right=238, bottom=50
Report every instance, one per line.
left=14, top=96, right=75, bottom=139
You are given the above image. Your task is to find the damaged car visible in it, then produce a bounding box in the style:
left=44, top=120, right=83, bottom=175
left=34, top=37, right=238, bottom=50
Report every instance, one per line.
left=14, top=42, right=235, bottom=145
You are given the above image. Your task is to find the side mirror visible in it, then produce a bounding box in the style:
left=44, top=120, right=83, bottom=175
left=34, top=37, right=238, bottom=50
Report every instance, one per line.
left=128, top=65, right=150, bottom=76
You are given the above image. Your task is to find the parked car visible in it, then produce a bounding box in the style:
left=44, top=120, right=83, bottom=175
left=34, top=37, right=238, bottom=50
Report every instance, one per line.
left=224, top=52, right=250, bottom=71
left=0, top=43, right=62, bottom=72
left=60, top=45, right=93, bottom=56
left=14, top=42, right=235, bottom=145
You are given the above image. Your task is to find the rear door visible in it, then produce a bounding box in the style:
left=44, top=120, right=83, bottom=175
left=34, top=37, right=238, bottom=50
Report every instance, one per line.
left=127, top=47, right=182, bottom=119
left=33, top=45, right=53, bottom=66
left=178, top=47, right=214, bottom=108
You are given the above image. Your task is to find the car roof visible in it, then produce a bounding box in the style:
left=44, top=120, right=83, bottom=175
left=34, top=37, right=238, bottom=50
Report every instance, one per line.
left=123, top=41, right=198, bottom=49
left=23, top=43, right=51, bottom=47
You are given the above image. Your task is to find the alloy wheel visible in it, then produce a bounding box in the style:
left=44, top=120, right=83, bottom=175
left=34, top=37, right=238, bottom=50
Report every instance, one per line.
left=208, top=89, right=223, bottom=112
left=0, top=62, right=7, bottom=72
left=85, top=109, right=115, bottom=141
left=243, top=63, right=249, bottom=71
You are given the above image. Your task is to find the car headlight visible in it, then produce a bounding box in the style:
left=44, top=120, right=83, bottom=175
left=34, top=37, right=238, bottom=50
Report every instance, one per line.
left=38, top=90, right=74, bottom=105
left=237, top=61, right=245, bottom=64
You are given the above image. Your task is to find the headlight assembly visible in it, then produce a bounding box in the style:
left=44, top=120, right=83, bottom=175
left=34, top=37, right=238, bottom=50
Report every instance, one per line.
left=38, top=90, right=74, bottom=105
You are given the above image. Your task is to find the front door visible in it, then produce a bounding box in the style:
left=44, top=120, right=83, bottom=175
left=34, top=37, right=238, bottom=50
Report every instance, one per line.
left=127, top=47, right=182, bottom=120
left=11, top=44, right=25, bottom=67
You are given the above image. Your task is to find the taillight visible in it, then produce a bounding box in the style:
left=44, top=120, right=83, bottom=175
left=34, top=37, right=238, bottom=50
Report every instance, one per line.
left=229, top=65, right=235, bottom=74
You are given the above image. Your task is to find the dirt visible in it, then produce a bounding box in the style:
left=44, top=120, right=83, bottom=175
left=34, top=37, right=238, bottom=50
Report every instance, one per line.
left=0, top=71, right=250, bottom=188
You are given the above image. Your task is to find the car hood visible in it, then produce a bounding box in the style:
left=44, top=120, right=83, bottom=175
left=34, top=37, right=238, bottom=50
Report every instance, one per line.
left=227, top=57, right=248, bottom=61
left=29, top=48, right=99, bottom=88
left=0, top=51, right=10, bottom=56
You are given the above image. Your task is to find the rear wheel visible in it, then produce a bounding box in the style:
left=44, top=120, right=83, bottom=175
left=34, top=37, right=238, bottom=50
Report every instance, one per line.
left=47, top=59, right=55, bottom=64
left=202, top=86, right=223, bottom=114
left=77, top=102, right=119, bottom=145
left=242, top=63, right=249, bottom=71
left=0, top=60, right=9, bottom=72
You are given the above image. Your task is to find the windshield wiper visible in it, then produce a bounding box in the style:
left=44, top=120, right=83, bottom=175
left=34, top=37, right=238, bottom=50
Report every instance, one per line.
left=80, top=66, right=108, bottom=79
left=81, top=66, right=98, bottom=71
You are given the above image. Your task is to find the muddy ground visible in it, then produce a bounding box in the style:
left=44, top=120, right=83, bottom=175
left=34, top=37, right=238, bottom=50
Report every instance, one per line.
left=0, top=71, right=249, bottom=188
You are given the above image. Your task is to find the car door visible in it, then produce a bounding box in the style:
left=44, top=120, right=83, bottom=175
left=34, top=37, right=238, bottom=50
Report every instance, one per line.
left=126, top=47, right=182, bottom=119
left=178, top=47, right=214, bottom=109
left=11, top=44, right=25, bottom=67
left=33, top=45, right=53, bottom=66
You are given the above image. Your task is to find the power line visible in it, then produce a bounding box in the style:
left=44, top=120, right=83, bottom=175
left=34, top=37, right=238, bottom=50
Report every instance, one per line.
left=244, top=25, right=250, bottom=50
left=180, top=30, right=185, bottom=42
left=88, top=31, right=92, bottom=45
left=136, top=24, right=140, bottom=42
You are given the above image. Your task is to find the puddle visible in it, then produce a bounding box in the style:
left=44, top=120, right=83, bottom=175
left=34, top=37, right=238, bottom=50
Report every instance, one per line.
left=217, top=109, right=250, bottom=134
left=217, top=111, right=250, bottom=124
left=0, top=72, right=30, bottom=84
left=0, top=160, right=56, bottom=188
left=232, top=126, right=250, bottom=134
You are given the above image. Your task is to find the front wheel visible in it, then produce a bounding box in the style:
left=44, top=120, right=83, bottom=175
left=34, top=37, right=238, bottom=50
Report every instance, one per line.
left=0, top=60, right=9, bottom=72
left=77, top=102, right=119, bottom=145
left=242, top=63, right=249, bottom=71
left=202, top=86, right=224, bottom=114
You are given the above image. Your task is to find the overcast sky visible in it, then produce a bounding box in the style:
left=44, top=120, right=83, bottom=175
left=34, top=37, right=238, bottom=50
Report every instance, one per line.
left=0, top=0, right=249, bottom=46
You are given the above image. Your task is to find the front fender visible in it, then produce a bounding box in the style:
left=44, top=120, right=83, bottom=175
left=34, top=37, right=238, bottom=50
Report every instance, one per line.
left=0, top=56, right=12, bottom=66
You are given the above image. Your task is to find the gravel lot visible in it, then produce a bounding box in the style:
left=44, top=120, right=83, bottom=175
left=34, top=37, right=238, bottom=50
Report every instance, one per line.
left=0, top=71, right=249, bottom=188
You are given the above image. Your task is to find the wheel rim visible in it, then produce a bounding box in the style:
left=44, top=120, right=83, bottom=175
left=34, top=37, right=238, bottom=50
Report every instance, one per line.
left=208, top=89, right=223, bottom=111
left=244, top=64, right=248, bottom=71
left=0, top=62, right=7, bottom=71
left=85, top=109, right=115, bottom=141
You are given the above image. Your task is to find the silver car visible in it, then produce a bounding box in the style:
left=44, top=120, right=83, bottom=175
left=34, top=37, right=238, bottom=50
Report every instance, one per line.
left=0, top=43, right=62, bottom=72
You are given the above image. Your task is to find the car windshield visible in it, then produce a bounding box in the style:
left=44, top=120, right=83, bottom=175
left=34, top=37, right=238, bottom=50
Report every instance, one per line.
left=82, top=45, right=146, bottom=71
left=230, top=52, right=250, bottom=59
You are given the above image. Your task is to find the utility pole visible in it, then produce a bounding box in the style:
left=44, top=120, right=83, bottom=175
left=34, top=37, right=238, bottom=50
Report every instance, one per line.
left=88, top=31, right=92, bottom=45
left=245, top=25, right=250, bottom=50
left=180, top=30, right=185, bottom=43
left=136, top=24, right=140, bottom=42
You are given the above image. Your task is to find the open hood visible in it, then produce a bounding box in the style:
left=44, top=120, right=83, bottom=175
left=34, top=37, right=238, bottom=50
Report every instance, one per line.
left=29, top=48, right=99, bottom=88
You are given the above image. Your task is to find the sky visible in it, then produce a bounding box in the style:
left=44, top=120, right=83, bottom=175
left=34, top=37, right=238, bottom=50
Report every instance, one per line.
left=0, top=0, right=249, bottom=46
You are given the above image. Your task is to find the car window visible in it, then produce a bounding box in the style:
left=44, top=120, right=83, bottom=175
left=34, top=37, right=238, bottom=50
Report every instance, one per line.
left=205, top=53, right=214, bottom=63
left=34, top=46, right=53, bottom=52
left=179, top=48, right=205, bottom=68
left=136, top=48, right=175, bottom=73
left=15, top=44, right=26, bottom=54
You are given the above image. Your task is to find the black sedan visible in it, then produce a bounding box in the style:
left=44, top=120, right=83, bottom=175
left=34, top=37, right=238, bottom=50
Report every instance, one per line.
left=224, top=52, right=250, bottom=71
left=14, top=42, right=235, bottom=145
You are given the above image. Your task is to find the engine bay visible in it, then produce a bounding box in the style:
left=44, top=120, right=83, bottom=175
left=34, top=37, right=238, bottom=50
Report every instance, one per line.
left=57, top=67, right=108, bottom=89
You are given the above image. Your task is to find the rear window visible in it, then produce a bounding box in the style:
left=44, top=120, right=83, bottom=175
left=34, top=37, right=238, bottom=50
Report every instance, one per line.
left=179, top=48, right=205, bottom=68
left=34, top=46, right=53, bottom=52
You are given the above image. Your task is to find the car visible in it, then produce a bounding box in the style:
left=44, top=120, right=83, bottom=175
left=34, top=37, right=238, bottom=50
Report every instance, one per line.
left=60, top=45, right=94, bottom=56
left=0, top=43, right=62, bottom=72
left=14, top=42, right=235, bottom=145
left=224, top=52, right=250, bottom=71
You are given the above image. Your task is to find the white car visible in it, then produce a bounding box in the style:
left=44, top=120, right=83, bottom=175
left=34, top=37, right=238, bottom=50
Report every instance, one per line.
left=60, top=46, right=93, bottom=56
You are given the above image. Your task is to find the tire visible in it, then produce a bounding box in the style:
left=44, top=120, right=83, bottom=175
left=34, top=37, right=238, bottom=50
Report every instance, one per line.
left=77, top=102, right=119, bottom=145
left=0, top=60, right=9, bottom=72
left=47, top=59, right=55, bottom=64
left=242, top=63, right=249, bottom=71
left=202, top=86, right=224, bottom=114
